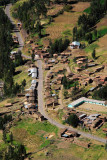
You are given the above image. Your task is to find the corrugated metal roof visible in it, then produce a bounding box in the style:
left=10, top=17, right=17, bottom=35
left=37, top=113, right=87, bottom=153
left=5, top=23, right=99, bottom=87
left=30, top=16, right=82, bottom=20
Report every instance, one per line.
left=72, top=41, right=80, bottom=46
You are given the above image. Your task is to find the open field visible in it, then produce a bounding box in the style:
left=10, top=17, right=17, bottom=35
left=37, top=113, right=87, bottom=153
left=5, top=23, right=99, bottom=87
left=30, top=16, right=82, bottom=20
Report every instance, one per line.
left=72, top=2, right=90, bottom=12
left=47, top=4, right=63, bottom=16
left=14, top=65, right=32, bottom=89
left=11, top=117, right=58, bottom=152
left=46, top=11, right=80, bottom=40
left=32, top=141, right=107, bottom=160
left=46, top=2, right=90, bottom=40
left=78, top=103, right=107, bottom=113
left=85, top=34, right=107, bottom=64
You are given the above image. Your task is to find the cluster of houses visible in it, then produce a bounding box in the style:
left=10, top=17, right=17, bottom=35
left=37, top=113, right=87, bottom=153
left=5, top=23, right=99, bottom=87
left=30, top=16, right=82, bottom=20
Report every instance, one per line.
left=63, top=107, right=106, bottom=131
left=28, top=64, right=38, bottom=79
left=44, top=67, right=68, bottom=109
left=60, top=128, right=90, bottom=148
left=12, top=35, right=19, bottom=44
left=17, top=22, right=22, bottom=30
left=10, top=50, right=21, bottom=60
left=22, top=63, right=45, bottom=121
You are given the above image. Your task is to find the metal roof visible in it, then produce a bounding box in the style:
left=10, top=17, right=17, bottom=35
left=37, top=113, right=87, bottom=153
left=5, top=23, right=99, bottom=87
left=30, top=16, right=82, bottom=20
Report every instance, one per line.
left=31, top=79, right=37, bottom=84
left=68, top=97, right=106, bottom=108
left=32, top=73, right=37, bottom=78
left=72, top=41, right=80, bottom=46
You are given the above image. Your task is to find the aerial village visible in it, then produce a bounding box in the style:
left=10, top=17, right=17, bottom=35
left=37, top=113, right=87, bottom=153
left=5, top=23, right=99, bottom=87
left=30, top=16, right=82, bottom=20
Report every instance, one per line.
left=0, top=1, right=107, bottom=159
left=1, top=29, right=107, bottom=146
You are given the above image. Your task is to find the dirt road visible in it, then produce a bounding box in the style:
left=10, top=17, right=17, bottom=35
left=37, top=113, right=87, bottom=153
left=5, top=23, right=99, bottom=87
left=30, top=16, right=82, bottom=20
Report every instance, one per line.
left=5, top=4, right=31, bottom=59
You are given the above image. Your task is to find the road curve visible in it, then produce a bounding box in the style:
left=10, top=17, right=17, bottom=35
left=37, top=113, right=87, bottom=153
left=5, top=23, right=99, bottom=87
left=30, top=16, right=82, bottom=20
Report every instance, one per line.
left=37, top=59, right=106, bottom=144
left=5, top=4, right=31, bottom=59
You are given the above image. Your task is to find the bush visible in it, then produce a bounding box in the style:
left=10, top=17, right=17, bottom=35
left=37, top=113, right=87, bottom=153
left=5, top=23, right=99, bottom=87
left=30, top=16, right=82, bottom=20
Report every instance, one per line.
left=93, top=85, right=107, bottom=100
left=64, top=5, right=72, bottom=12
left=66, top=114, right=79, bottom=127
left=49, top=38, right=70, bottom=57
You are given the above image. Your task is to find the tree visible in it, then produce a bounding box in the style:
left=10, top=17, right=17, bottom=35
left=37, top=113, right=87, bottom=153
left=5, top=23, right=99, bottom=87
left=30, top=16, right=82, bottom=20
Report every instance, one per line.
left=31, top=52, right=35, bottom=62
left=3, top=130, right=7, bottom=143
left=36, top=21, right=42, bottom=38
left=9, top=132, right=13, bottom=144
left=92, top=85, right=107, bottom=100
left=3, top=144, right=26, bottom=160
left=94, top=29, right=97, bottom=40
left=85, top=33, right=92, bottom=44
left=63, top=0, right=68, bottom=4
left=66, top=114, right=79, bottom=127
left=92, top=49, right=96, bottom=59
left=22, top=79, right=26, bottom=87
left=64, top=90, right=69, bottom=99
left=15, top=50, right=23, bottom=66
left=73, top=27, right=77, bottom=41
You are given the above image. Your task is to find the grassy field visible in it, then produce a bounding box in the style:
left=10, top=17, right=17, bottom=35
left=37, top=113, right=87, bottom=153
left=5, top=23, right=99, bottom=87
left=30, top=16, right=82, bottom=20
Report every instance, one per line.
left=46, top=11, right=80, bottom=40
left=10, top=117, right=58, bottom=152
left=14, top=65, right=32, bottom=89
left=32, top=141, right=107, bottom=160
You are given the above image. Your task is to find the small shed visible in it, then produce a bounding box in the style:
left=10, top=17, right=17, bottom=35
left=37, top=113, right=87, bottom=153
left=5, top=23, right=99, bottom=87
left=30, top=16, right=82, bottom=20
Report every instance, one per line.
left=70, top=41, right=80, bottom=49
left=61, top=129, right=78, bottom=138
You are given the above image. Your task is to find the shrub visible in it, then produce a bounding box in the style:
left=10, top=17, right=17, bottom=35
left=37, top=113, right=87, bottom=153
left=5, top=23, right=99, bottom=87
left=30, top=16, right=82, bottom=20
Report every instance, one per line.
left=66, top=114, right=79, bottom=127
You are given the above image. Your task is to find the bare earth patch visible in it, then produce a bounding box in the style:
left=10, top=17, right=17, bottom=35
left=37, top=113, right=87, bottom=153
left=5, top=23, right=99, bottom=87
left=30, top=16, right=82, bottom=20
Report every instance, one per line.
left=96, top=16, right=107, bottom=28
left=57, top=141, right=70, bottom=149
left=78, top=103, right=107, bottom=113
left=47, top=4, right=63, bottom=16
left=72, top=2, right=90, bottom=12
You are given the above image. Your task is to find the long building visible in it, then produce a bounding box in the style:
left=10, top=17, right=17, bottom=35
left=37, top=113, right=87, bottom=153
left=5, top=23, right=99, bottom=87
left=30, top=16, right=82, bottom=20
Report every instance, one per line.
left=68, top=97, right=107, bottom=108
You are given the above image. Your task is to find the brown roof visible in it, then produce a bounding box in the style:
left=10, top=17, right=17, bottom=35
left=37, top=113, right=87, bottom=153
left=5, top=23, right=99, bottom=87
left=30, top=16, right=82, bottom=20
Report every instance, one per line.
left=5, top=103, right=13, bottom=107
left=105, top=101, right=107, bottom=105
left=46, top=98, right=58, bottom=105
left=54, top=85, right=61, bottom=90
left=29, top=97, right=35, bottom=101
left=102, top=128, right=107, bottom=132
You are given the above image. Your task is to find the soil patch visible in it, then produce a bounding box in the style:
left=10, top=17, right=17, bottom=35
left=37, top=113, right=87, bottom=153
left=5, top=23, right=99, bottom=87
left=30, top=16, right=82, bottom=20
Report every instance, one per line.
left=72, top=2, right=90, bottom=12
left=96, top=16, right=107, bottom=28
left=78, top=103, right=107, bottom=113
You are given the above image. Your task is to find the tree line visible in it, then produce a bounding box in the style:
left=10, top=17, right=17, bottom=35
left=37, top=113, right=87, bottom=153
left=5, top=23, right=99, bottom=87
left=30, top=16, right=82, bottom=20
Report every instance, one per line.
left=0, top=8, right=15, bottom=96
left=12, top=0, right=50, bottom=35
left=0, top=0, right=17, bottom=6
left=48, top=38, right=70, bottom=57
left=73, top=0, right=107, bottom=43
left=93, top=85, right=107, bottom=100
left=0, top=9, right=26, bottom=97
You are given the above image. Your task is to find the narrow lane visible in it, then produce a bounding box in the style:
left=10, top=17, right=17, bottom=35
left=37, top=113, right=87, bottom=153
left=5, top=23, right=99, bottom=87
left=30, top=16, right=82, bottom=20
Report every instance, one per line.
left=37, top=60, right=106, bottom=144
left=5, top=4, right=31, bottom=59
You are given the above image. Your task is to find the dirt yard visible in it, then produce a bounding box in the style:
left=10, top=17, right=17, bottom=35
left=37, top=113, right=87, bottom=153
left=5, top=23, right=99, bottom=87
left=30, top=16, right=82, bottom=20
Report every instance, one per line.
left=78, top=103, right=107, bottom=113
left=72, top=2, right=90, bottom=12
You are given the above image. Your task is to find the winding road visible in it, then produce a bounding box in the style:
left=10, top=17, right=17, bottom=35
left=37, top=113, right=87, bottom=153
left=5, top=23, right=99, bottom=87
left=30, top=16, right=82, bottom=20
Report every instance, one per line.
left=37, top=60, right=107, bottom=144
left=5, top=3, right=106, bottom=144
left=5, top=4, right=31, bottom=59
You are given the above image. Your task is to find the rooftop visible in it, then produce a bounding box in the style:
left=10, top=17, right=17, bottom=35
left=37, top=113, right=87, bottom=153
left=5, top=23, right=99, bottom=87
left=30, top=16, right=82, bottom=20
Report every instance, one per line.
left=68, top=97, right=107, bottom=108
